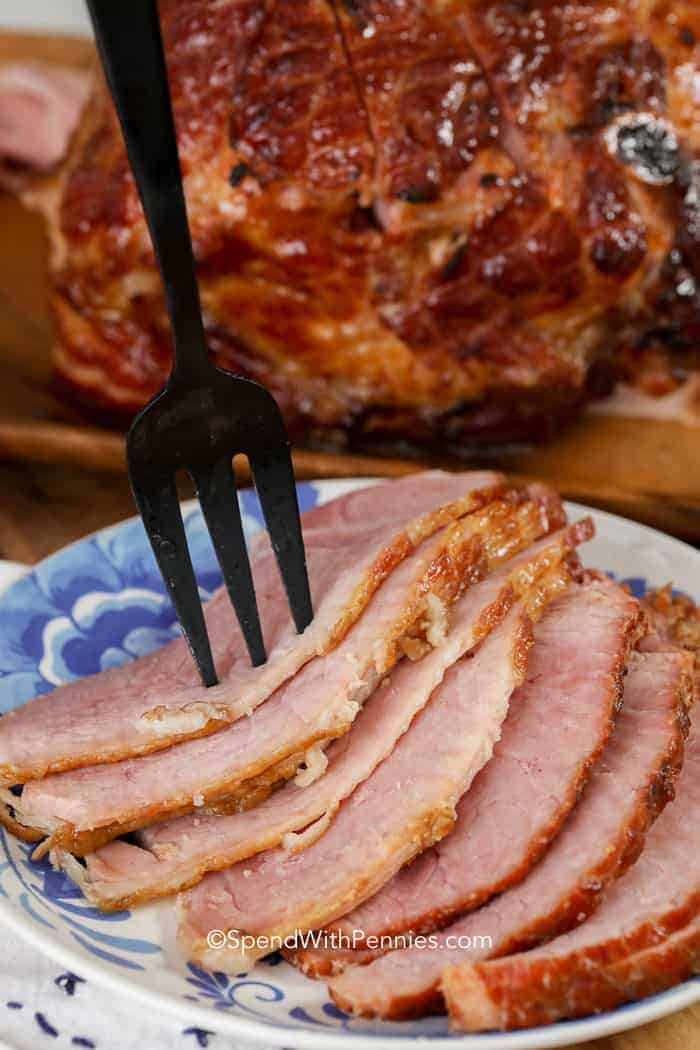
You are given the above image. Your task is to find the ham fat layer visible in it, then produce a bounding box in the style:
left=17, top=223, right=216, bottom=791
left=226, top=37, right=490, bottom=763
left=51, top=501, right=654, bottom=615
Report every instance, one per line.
left=328, top=646, right=692, bottom=1018
left=177, top=563, right=571, bottom=973
left=62, top=520, right=589, bottom=908
left=0, top=471, right=503, bottom=785
left=8, top=489, right=553, bottom=854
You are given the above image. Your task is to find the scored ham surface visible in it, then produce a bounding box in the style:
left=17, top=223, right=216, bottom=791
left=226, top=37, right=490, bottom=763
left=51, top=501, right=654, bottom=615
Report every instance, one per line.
left=61, top=520, right=591, bottom=909
left=443, top=671, right=700, bottom=1032
left=294, top=575, right=642, bottom=979
left=0, top=471, right=503, bottom=786
left=177, top=564, right=572, bottom=973
left=50, top=0, right=700, bottom=440
left=7, top=490, right=554, bottom=854
left=327, top=647, right=692, bottom=1019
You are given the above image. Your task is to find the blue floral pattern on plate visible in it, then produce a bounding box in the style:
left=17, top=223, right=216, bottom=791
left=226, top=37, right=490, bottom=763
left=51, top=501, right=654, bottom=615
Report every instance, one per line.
left=0, top=481, right=699, bottom=1050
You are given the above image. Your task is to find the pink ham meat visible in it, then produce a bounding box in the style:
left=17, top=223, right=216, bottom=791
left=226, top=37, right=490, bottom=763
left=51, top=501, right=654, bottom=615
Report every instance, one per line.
left=60, top=519, right=591, bottom=909
left=0, top=471, right=503, bottom=786
left=7, top=489, right=552, bottom=855
left=0, top=63, right=89, bottom=171
left=293, top=575, right=642, bottom=978
left=327, top=647, right=692, bottom=1018
left=442, top=662, right=700, bottom=1032
left=177, top=565, right=571, bottom=974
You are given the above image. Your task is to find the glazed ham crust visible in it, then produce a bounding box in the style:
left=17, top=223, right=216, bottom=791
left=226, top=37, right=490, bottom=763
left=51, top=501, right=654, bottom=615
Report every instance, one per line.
left=49, top=0, right=700, bottom=442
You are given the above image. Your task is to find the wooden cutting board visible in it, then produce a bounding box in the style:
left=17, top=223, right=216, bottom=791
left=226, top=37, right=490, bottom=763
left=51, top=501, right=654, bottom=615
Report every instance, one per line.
left=0, top=31, right=699, bottom=549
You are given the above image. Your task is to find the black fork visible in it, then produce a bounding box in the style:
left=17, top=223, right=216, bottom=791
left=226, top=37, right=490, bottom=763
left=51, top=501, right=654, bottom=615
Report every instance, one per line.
left=87, top=0, right=313, bottom=686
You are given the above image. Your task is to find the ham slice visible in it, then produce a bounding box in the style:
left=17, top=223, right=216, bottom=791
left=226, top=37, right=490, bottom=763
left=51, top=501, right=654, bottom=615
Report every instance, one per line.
left=327, top=647, right=692, bottom=1018
left=0, top=63, right=90, bottom=171
left=177, top=563, right=572, bottom=974
left=7, top=489, right=549, bottom=854
left=0, top=471, right=503, bottom=786
left=60, top=520, right=591, bottom=909
left=296, top=575, right=642, bottom=980
left=452, top=908, right=700, bottom=1029
left=443, top=662, right=700, bottom=1031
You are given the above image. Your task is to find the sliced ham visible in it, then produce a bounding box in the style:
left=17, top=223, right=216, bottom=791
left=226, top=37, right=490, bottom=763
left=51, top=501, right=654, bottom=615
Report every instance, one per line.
left=293, top=575, right=642, bottom=979
left=0, top=471, right=504, bottom=785
left=60, top=519, right=591, bottom=909
left=6, top=490, right=550, bottom=854
left=327, top=647, right=692, bottom=1018
left=0, top=63, right=90, bottom=171
left=451, top=908, right=700, bottom=1029
left=442, top=668, right=700, bottom=1031
left=177, top=563, right=572, bottom=974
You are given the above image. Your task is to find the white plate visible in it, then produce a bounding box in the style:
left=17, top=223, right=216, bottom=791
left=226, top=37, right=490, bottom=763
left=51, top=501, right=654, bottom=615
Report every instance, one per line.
left=0, top=479, right=698, bottom=1049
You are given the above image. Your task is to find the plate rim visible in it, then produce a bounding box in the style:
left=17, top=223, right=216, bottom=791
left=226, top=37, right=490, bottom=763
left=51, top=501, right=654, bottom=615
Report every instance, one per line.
left=0, top=477, right=699, bottom=1049
left=2, top=886, right=700, bottom=1050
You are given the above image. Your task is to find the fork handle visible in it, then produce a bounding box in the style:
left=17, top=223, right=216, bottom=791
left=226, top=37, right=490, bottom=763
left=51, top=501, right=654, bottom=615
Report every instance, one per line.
left=87, top=0, right=212, bottom=386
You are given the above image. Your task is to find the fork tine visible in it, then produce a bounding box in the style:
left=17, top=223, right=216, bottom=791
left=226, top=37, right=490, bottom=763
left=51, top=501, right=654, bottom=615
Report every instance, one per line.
left=130, top=468, right=217, bottom=687
left=249, top=444, right=313, bottom=636
left=193, top=458, right=266, bottom=667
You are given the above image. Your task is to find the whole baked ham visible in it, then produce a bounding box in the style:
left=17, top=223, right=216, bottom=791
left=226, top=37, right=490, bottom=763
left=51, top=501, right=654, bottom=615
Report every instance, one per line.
left=0, top=471, right=502, bottom=787
left=47, top=0, right=700, bottom=439
left=327, top=647, right=693, bottom=1019
left=292, top=574, right=643, bottom=979
left=8, top=486, right=556, bottom=854
left=60, top=519, right=590, bottom=909
left=443, top=671, right=700, bottom=1031
left=177, top=564, right=572, bottom=973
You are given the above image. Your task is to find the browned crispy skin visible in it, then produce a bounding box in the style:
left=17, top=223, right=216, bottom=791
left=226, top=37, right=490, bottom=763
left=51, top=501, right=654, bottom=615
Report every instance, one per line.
left=641, top=585, right=700, bottom=684
left=50, top=0, right=700, bottom=444
left=231, top=0, right=373, bottom=190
